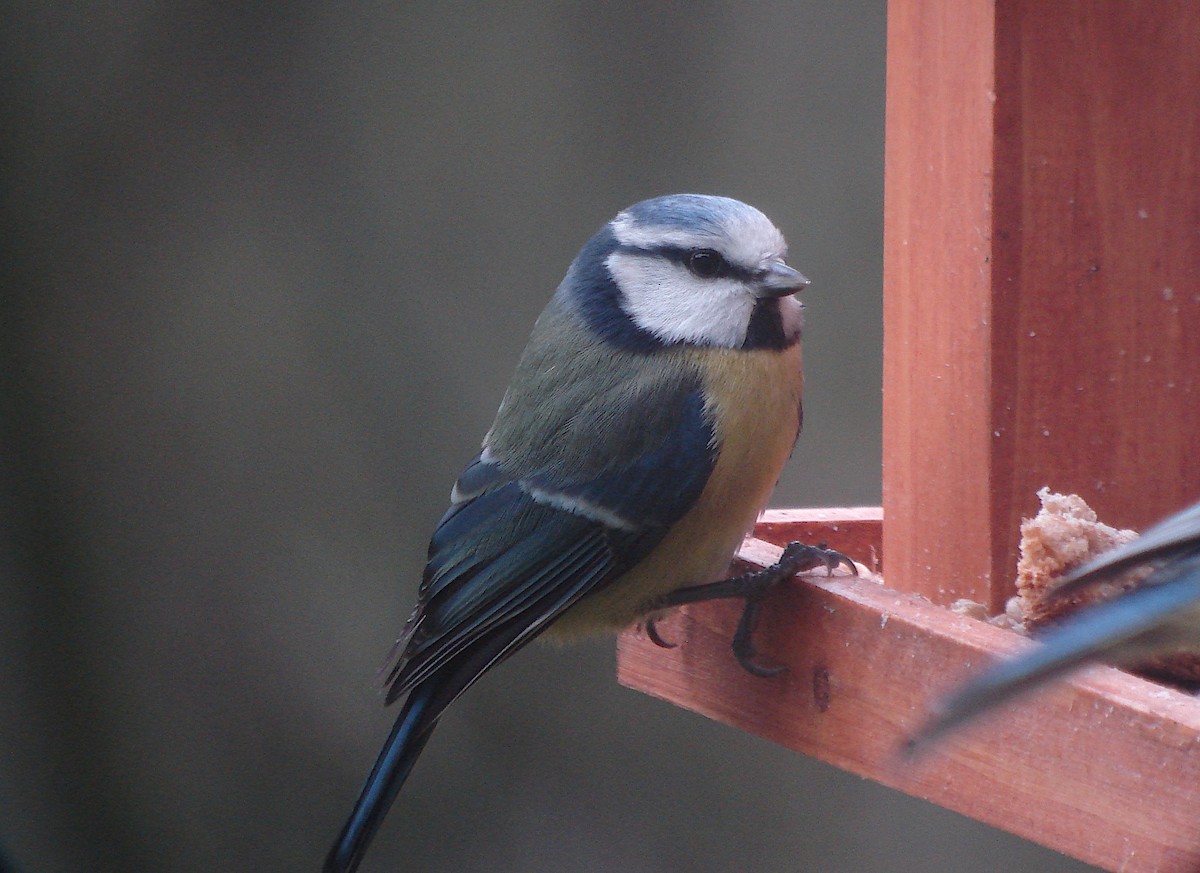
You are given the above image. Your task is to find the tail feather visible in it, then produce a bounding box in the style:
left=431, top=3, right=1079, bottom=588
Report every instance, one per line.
left=324, top=684, right=439, bottom=873
left=325, top=616, right=541, bottom=873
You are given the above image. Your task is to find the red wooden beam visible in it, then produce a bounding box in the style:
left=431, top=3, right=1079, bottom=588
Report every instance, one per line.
left=619, top=534, right=1200, bottom=873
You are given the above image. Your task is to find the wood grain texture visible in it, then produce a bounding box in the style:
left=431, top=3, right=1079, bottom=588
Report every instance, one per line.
left=884, top=0, right=1200, bottom=611
left=619, top=537, right=1200, bottom=873
left=1001, top=2, right=1200, bottom=535
left=883, top=0, right=1003, bottom=608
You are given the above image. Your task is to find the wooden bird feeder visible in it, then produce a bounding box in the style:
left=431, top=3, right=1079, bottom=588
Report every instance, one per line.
left=616, top=4, right=1200, bottom=871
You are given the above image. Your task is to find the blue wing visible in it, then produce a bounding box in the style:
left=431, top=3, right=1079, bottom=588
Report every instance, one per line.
left=385, top=387, right=715, bottom=703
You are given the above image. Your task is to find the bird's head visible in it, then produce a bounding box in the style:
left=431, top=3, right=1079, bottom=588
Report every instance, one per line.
left=559, top=194, right=809, bottom=352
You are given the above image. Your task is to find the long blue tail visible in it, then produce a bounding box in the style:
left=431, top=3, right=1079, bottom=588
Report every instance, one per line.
left=325, top=615, right=536, bottom=872
left=323, top=684, right=439, bottom=873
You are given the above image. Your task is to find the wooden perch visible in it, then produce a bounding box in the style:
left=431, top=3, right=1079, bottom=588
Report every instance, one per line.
left=624, top=525, right=1200, bottom=873
left=620, top=514, right=1200, bottom=873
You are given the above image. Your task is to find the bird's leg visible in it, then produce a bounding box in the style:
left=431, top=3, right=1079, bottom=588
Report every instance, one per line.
left=651, top=542, right=856, bottom=675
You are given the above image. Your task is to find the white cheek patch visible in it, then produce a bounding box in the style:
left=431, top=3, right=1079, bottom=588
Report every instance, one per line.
left=606, top=250, right=756, bottom=347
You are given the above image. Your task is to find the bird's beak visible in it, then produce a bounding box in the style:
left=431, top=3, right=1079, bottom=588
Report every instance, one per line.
left=753, top=261, right=810, bottom=298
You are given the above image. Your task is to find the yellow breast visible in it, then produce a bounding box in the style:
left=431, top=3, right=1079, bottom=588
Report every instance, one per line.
left=545, top=342, right=803, bottom=639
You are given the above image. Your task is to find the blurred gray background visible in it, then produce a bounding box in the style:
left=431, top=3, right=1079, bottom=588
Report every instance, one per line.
left=2, top=4, right=1097, bottom=872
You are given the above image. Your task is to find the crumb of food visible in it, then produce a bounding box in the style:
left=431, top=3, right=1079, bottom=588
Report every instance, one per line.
left=987, top=597, right=1023, bottom=632
left=949, top=597, right=1022, bottom=630
left=1013, top=487, right=1200, bottom=685
left=949, top=598, right=988, bottom=621
left=1014, top=487, right=1138, bottom=628
left=1004, top=595, right=1025, bottom=627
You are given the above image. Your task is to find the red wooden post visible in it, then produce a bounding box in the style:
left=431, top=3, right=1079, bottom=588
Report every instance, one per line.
left=885, top=0, right=1200, bottom=611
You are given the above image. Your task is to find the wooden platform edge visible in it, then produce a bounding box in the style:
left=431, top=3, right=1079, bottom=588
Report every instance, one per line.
left=616, top=517, right=1200, bottom=873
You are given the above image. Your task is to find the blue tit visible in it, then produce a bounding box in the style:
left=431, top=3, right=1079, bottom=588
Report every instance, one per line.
left=325, top=194, right=837, bottom=873
left=911, top=498, right=1200, bottom=752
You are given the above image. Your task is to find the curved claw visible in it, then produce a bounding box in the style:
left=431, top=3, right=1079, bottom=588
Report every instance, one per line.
left=819, top=546, right=857, bottom=577
left=644, top=616, right=677, bottom=649
left=732, top=592, right=786, bottom=678
left=734, top=646, right=786, bottom=678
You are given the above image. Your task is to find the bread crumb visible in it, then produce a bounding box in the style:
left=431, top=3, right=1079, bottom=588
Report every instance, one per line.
left=1014, top=487, right=1200, bottom=684
left=1015, top=487, right=1138, bottom=628
left=949, top=598, right=988, bottom=621
left=949, top=597, right=1022, bottom=630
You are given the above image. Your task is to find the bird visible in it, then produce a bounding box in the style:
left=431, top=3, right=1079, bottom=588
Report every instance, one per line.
left=910, top=497, right=1200, bottom=753
left=324, top=194, right=850, bottom=872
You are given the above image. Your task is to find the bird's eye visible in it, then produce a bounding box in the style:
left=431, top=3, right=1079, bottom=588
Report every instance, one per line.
left=686, top=248, right=727, bottom=279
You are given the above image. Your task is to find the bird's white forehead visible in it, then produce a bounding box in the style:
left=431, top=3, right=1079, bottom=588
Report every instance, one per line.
left=610, top=207, right=787, bottom=267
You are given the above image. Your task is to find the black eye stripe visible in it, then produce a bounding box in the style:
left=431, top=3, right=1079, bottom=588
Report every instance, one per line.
left=615, top=244, right=757, bottom=282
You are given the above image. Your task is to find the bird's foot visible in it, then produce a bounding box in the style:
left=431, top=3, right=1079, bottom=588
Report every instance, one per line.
left=653, top=542, right=856, bottom=676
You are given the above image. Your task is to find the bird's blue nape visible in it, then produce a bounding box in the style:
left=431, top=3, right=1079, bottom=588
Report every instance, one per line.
left=557, top=224, right=668, bottom=353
